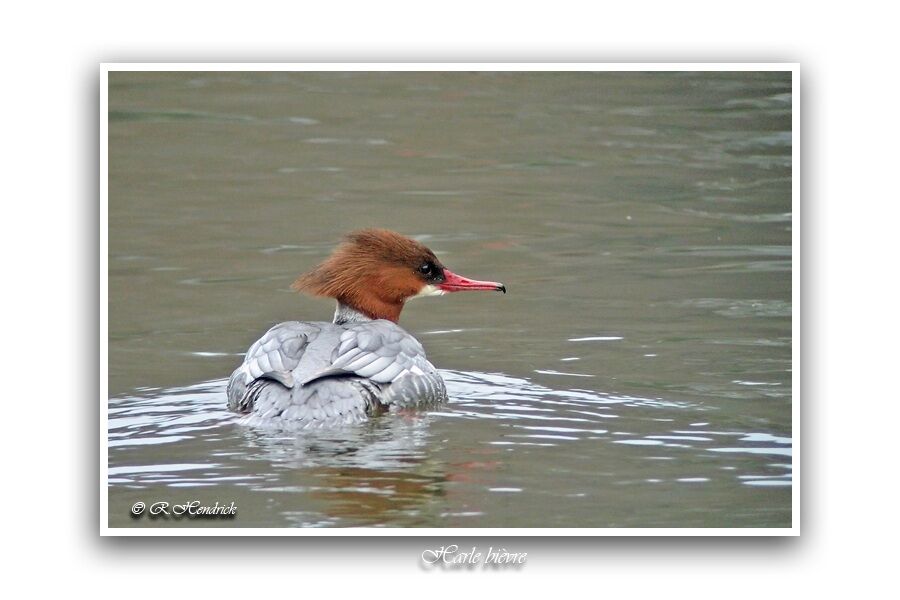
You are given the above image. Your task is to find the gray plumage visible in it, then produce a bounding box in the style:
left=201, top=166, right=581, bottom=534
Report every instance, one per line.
left=226, top=304, right=447, bottom=429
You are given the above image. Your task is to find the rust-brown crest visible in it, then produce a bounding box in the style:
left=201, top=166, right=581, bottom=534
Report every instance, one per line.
left=291, top=229, right=443, bottom=322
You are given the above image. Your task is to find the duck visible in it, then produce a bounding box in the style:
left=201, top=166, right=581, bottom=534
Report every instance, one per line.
left=226, top=229, right=506, bottom=429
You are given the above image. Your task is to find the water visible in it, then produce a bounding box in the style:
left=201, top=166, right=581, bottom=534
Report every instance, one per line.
left=107, top=71, right=793, bottom=528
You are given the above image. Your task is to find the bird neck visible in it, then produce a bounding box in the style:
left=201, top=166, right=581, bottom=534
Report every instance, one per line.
left=333, top=301, right=378, bottom=325
left=332, top=290, right=405, bottom=323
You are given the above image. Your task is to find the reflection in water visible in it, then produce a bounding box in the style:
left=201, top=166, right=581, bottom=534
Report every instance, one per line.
left=237, top=415, right=447, bottom=526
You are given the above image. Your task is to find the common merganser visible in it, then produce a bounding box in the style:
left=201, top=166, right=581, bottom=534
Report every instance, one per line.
left=226, top=229, right=506, bottom=429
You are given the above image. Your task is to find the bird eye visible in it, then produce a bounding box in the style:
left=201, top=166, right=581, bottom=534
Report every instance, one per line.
left=418, top=263, right=433, bottom=276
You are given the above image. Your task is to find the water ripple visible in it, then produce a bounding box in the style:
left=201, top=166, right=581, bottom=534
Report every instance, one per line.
left=107, top=370, right=792, bottom=496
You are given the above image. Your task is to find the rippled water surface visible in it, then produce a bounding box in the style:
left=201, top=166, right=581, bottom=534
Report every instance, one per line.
left=107, top=71, right=793, bottom=528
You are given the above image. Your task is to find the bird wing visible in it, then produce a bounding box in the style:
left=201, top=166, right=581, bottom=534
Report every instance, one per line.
left=300, top=320, right=435, bottom=386
left=233, top=321, right=321, bottom=389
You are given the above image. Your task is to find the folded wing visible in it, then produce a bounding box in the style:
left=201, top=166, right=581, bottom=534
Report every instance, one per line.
left=301, top=320, right=434, bottom=386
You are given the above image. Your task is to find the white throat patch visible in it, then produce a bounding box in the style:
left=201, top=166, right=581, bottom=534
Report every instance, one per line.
left=410, top=284, right=446, bottom=300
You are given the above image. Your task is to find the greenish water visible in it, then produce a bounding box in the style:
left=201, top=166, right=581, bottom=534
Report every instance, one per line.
left=107, top=71, right=792, bottom=528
